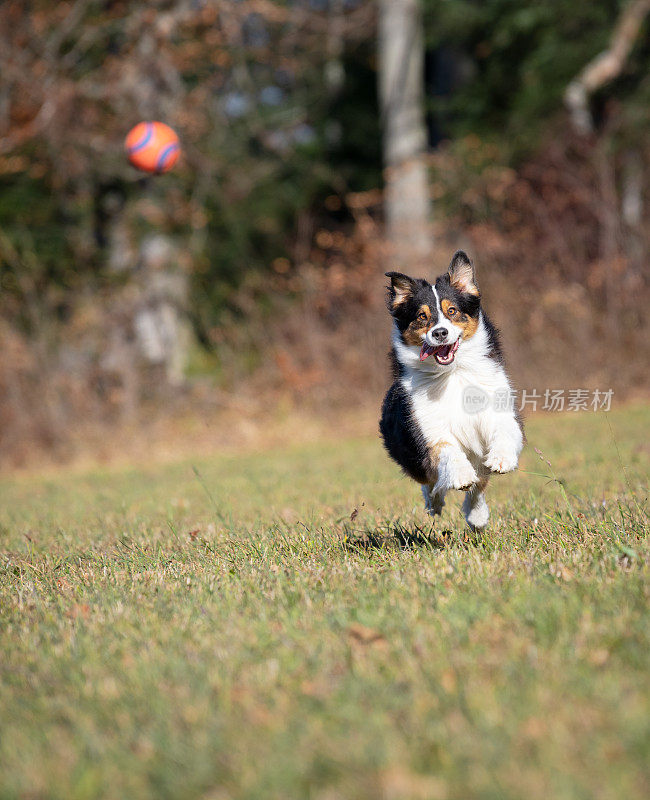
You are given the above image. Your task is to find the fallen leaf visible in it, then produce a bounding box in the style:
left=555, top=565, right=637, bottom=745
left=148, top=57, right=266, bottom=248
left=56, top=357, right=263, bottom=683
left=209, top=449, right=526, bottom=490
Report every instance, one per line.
left=588, top=648, right=609, bottom=666
left=300, top=679, right=333, bottom=700
left=67, top=603, right=90, bottom=620
left=381, top=767, right=447, bottom=800
left=347, top=623, right=386, bottom=647
left=440, top=669, right=457, bottom=693
left=521, top=716, right=545, bottom=739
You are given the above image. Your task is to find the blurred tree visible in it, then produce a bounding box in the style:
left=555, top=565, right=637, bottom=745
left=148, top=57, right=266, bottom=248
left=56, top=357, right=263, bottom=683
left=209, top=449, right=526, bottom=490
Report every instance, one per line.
left=378, top=0, right=432, bottom=269
left=0, top=0, right=376, bottom=366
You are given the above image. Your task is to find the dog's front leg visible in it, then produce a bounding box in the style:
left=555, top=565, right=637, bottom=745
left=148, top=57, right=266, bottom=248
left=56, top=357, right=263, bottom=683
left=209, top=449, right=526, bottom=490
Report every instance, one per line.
left=484, top=413, right=524, bottom=474
left=431, top=442, right=478, bottom=493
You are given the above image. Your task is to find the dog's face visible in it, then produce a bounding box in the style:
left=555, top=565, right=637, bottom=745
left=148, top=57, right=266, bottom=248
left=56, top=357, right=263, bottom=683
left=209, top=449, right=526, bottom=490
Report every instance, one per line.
left=386, top=251, right=481, bottom=367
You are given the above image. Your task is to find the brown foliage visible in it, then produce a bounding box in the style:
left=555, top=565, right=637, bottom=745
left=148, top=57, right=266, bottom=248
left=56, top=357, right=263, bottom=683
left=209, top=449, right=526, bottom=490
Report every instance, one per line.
left=242, top=129, right=650, bottom=409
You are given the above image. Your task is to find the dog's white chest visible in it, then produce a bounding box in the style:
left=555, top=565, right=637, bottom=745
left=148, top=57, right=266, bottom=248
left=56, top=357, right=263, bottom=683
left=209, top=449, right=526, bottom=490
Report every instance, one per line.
left=405, top=373, right=486, bottom=457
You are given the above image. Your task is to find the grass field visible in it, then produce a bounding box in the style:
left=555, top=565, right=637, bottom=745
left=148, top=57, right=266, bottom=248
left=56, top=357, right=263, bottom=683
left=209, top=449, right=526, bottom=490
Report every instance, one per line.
left=1, top=405, right=648, bottom=800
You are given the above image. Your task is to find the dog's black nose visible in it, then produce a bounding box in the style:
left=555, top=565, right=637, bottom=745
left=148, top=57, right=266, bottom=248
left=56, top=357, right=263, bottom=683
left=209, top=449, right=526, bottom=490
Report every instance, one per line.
left=430, top=327, right=447, bottom=342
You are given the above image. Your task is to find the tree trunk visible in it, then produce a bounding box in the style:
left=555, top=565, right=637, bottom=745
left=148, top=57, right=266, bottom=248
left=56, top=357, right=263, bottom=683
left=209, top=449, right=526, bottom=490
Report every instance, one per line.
left=378, top=0, right=432, bottom=270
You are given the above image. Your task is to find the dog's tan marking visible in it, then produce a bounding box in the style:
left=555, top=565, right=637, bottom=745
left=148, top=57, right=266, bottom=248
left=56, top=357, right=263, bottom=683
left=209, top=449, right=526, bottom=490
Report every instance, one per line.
left=472, top=477, right=489, bottom=494
left=441, top=298, right=479, bottom=340
left=426, top=440, right=453, bottom=483
left=429, top=440, right=452, bottom=463
left=402, top=304, right=432, bottom=346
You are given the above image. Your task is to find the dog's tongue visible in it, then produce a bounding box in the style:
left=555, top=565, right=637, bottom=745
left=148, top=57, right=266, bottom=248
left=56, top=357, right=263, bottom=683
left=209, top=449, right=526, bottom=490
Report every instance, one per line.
left=420, top=342, right=452, bottom=361
left=420, top=342, right=436, bottom=361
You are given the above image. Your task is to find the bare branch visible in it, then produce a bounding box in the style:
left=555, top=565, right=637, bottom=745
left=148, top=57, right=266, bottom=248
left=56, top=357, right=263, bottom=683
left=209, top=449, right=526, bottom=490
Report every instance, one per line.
left=565, top=0, right=650, bottom=134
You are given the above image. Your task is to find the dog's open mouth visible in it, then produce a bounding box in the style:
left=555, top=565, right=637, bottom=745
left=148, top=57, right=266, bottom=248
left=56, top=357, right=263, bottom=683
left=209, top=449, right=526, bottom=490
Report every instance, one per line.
left=420, top=339, right=460, bottom=365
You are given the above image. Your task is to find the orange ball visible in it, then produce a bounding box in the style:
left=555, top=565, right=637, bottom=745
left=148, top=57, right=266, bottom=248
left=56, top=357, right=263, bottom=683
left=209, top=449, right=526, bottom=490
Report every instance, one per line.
left=125, top=121, right=180, bottom=174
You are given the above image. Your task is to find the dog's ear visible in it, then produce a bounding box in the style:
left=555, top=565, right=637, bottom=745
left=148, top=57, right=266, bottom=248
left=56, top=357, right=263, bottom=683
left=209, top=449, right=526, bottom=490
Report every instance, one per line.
left=448, top=251, right=478, bottom=296
left=385, top=271, right=416, bottom=312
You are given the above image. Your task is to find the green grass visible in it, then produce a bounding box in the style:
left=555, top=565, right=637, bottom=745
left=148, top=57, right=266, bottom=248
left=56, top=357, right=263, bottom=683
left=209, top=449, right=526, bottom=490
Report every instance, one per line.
left=1, top=406, right=648, bottom=800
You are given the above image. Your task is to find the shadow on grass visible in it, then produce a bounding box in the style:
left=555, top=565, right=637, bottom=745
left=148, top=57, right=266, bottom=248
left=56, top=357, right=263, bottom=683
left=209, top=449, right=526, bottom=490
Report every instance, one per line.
left=341, top=521, right=476, bottom=553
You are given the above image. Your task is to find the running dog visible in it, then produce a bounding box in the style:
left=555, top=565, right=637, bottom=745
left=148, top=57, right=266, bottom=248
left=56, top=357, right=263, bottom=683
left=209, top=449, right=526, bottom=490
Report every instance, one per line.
left=379, top=251, right=524, bottom=530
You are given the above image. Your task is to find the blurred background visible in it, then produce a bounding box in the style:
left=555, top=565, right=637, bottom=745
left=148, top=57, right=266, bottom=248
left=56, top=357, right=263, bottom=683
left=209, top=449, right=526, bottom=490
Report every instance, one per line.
left=1, top=0, right=649, bottom=467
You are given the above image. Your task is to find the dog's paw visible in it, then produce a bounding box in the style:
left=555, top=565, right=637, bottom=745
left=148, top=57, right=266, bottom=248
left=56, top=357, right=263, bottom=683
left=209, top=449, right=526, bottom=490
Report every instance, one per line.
left=451, top=461, right=479, bottom=490
left=422, top=485, right=445, bottom=516
left=484, top=448, right=519, bottom=474
left=436, top=450, right=478, bottom=492
left=465, top=497, right=490, bottom=530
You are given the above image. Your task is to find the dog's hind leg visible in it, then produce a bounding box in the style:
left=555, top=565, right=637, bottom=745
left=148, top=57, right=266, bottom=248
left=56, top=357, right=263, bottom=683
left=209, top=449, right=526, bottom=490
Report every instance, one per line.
left=422, top=484, right=446, bottom=518
left=462, top=479, right=490, bottom=531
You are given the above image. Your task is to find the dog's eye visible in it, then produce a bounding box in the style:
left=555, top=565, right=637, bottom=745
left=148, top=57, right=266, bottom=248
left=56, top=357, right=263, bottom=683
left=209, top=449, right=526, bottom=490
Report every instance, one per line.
left=416, top=312, right=428, bottom=322
left=447, top=306, right=458, bottom=317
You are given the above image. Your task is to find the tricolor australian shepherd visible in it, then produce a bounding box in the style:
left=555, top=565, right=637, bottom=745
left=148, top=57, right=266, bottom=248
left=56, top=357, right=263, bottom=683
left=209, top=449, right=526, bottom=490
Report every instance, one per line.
left=380, top=251, right=524, bottom=530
